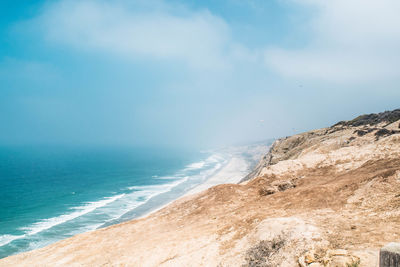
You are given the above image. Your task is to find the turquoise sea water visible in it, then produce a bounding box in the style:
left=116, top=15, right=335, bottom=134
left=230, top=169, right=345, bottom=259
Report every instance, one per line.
left=0, top=146, right=236, bottom=259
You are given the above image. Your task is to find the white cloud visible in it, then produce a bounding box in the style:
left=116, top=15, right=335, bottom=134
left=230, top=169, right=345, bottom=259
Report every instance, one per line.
left=264, top=0, right=400, bottom=83
left=31, top=0, right=400, bottom=85
left=36, top=0, right=233, bottom=70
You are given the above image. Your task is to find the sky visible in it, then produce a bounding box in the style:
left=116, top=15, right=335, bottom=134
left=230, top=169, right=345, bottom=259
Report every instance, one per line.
left=0, top=0, right=399, bottom=148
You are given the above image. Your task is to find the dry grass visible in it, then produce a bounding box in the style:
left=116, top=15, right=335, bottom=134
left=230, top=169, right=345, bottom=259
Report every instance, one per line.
left=242, top=235, right=286, bottom=267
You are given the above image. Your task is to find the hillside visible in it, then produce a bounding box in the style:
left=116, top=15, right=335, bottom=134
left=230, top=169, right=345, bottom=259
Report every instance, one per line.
left=1, top=109, right=400, bottom=267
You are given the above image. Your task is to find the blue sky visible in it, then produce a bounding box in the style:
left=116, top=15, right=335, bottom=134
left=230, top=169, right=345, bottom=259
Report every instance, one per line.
left=1, top=0, right=400, bottom=148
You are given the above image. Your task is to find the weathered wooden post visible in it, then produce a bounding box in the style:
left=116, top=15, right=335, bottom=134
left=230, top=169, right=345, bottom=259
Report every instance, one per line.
left=380, top=243, right=400, bottom=267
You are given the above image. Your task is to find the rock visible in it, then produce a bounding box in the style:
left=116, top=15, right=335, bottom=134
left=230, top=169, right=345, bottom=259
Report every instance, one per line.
left=271, top=180, right=294, bottom=191
left=380, top=242, right=400, bottom=267
left=329, top=255, right=360, bottom=267
left=330, top=256, right=349, bottom=267
left=304, top=250, right=316, bottom=264
left=395, top=170, right=400, bottom=181
left=298, top=255, right=307, bottom=267
left=299, top=250, right=319, bottom=266
left=324, top=249, right=361, bottom=267
left=258, top=186, right=277, bottom=196
left=299, top=249, right=360, bottom=267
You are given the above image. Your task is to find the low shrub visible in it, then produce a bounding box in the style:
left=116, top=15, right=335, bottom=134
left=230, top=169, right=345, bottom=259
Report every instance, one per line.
left=242, top=235, right=286, bottom=267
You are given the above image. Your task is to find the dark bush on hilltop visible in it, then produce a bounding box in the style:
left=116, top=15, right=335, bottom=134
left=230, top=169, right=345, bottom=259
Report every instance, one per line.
left=333, top=109, right=400, bottom=127
left=375, top=128, right=400, bottom=139
left=354, top=128, right=377, bottom=136
left=243, top=235, right=286, bottom=267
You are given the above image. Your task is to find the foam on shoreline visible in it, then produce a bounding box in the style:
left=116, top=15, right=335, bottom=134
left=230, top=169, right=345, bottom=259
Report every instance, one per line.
left=135, top=155, right=248, bottom=219
left=0, top=143, right=269, bottom=259
left=136, top=144, right=269, bottom=219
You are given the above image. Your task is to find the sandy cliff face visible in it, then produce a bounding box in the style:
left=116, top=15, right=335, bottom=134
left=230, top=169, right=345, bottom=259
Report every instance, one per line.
left=1, top=110, right=400, bottom=267
left=243, top=109, right=400, bottom=182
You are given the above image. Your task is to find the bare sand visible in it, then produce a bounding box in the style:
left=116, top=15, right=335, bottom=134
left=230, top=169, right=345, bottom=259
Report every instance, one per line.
left=185, top=156, right=250, bottom=196
left=134, top=155, right=254, bottom=220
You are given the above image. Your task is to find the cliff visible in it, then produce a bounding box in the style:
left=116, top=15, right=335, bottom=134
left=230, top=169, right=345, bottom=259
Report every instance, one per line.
left=242, top=109, right=400, bottom=182
left=1, top=109, right=400, bottom=267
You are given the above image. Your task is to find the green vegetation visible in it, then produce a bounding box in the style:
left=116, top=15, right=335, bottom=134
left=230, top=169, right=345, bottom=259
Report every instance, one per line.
left=346, top=259, right=361, bottom=267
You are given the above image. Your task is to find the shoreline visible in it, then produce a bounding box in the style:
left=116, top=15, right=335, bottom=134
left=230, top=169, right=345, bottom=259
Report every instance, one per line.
left=0, top=143, right=269, bottom=260
left=184, top=156, right=249, bottom=196
left=136, top=154, right=254, bottom=220
left=134, top=143, right=270, bottom=220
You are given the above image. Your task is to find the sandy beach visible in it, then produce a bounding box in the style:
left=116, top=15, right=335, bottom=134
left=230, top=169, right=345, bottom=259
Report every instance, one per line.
left=136, top=144, right=270, bottom=220
left=185, top=156, right=250, bottom=196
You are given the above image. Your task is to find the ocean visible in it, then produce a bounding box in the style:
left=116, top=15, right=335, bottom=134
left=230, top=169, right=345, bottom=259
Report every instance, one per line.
left=0, top=145, right=264, bottom=259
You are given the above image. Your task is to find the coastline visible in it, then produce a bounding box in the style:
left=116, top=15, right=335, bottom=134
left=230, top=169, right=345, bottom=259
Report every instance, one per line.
left=136, top=144, right=269, bottom=220
left=184, top=156, right=249, bottom=196
left=0, top=143, right=269, bottom=258
left=0, top=143, right=269, bottom=260
left=2, top=111, right=399, bottom=266
left=136, top=156, right=251, bottom=220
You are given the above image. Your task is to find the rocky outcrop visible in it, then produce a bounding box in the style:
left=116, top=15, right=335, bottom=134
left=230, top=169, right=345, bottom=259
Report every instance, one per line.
left=380, top=243, right=400, bottom=267
left=333, top=109, right=400, bottom=127
left=242, top=108, right=400, bottom=182
left=298, top=249, right=360, bottom=267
